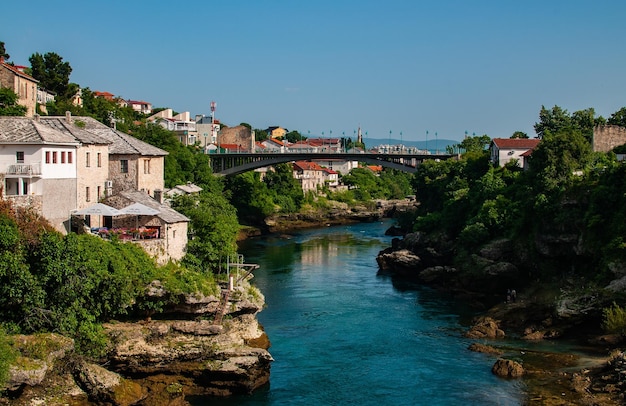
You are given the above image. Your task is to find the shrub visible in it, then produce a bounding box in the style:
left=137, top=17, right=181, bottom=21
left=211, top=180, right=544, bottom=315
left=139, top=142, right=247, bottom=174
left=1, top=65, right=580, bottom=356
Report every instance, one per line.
left=0, top=326, right=18, bottom=388
left=602, top=302, right=626, bottom=334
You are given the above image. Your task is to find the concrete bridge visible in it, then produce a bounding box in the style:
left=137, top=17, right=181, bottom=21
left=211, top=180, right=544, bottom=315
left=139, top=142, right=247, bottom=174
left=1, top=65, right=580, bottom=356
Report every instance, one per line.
left=208, top=152, right=455, bottom=176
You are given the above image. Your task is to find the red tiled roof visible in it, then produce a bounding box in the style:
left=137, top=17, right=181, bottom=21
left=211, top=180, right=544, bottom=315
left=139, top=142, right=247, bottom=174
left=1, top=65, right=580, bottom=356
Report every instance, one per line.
left=491, top=138, right=540, bottom=149
left=293, top=161, right=324, bottom=171
left=1, top=61, right=38, bottom=82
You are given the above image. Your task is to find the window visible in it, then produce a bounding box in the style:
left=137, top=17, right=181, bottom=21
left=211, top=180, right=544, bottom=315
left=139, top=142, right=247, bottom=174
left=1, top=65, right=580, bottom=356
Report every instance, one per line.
left=16, top=151, right=24, bottom=163
left=97, top=153, right=102, bottom=167
left=86, top=152, right=90, bottom=167
left=61, top=151, right=66, bottom=164
left=52, top=152, right=57, bottom=164
left=86, top=187, right=90, bottom=202
left=68, top=151, right=73, bottom=164
left=97, top=186, right=101, bottom=199
left=120, top=159, right=128, bottom=173
left=45, top=151, right=50, bottom=164
left=144, top=159, right=150, bottom=174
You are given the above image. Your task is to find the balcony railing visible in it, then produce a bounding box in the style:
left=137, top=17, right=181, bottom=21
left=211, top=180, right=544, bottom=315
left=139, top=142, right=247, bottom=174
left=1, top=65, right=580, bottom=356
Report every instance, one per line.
left=6, top=162, right=42, bottom=176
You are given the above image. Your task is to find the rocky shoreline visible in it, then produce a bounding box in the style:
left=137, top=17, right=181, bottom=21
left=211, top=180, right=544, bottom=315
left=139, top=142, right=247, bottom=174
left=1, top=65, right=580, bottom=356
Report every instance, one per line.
left=377, top=230, right=626, bottom=405
left=1, top=277, right=271, bottom=405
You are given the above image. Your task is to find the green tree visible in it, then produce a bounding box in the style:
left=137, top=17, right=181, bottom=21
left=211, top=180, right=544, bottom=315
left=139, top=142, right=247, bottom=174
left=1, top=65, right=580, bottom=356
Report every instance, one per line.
left=28, top=52, right=74, bottom=99
left=0, top=88, right=27, bottom=116
left=534, top=105, right=573, bottom=139
left=0, top=41, right=9, bottom=60
left=171, top=191, right=239, bottom=271
left=511, top=131, right=528, bottom=139
left=458, top=134, right=491, bottom=153
left=608, top=107, right=626, bottom=127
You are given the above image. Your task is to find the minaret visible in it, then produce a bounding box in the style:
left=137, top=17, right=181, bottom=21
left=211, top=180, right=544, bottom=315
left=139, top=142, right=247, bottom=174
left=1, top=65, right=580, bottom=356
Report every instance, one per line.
left=357, top=126, right=362, bottom=144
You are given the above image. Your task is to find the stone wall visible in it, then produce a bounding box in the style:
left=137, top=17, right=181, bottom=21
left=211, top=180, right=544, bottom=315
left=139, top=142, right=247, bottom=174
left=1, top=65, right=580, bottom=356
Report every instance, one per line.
left=219, top=126, right=255, bottom=150
left=592, top=125, right=626, bottom=152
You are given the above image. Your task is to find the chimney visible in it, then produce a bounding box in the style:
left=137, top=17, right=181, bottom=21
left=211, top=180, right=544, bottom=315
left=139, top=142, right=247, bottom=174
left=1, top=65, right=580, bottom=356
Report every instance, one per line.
left=65, top=111, right=72, bottom=123
left=154, top=189, right=163, bottom=204
left=0, top=56, right=4, bottom=64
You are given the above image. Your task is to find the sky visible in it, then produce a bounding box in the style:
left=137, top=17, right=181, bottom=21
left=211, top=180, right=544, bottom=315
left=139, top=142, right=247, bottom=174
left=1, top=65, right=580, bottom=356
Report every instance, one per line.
left=3, top=0, right=626, bottom=142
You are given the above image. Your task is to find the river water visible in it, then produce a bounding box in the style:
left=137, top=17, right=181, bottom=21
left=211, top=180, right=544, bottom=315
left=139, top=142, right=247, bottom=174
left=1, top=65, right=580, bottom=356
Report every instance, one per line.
left=193, top=220, right=524, bottom=405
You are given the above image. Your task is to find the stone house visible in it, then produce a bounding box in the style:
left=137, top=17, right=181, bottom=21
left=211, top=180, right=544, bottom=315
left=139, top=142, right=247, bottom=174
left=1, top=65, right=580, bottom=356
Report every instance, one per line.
left=104, top=190, right=189, bottom=264
left=75, top=115, right=167, bottom=196
left=489, top=138, right=540, bottom=168
left=0, top=57, right=38, bottom=117
left=0, top=116, right=80, bottom=232
left=293, top=161, right=338, bottom=192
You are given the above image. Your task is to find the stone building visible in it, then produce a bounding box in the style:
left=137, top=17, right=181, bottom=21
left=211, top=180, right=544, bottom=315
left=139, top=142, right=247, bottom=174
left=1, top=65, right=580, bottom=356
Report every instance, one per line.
left=104, top=190, right=189, bottom=264
left=0, top=57, right=38, bottom=117
left=592, top=125, right=626, bottom=153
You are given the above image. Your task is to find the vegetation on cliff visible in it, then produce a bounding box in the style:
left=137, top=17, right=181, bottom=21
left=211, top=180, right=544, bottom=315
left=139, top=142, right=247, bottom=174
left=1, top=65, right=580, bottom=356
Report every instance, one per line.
left=407, top=105, right=626, bottom=333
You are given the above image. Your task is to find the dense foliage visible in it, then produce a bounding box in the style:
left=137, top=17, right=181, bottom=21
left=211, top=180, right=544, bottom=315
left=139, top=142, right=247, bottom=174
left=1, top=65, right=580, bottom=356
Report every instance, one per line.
left=0, top=88, right=27, bottom=116
left=411, top=105, right=626, bottom=294
left=0, top=201, right=219, bottom=357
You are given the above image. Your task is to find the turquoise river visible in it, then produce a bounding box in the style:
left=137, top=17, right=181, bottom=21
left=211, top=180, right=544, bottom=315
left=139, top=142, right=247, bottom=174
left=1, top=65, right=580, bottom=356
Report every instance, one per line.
left=192, top=219, right=525, bottom=405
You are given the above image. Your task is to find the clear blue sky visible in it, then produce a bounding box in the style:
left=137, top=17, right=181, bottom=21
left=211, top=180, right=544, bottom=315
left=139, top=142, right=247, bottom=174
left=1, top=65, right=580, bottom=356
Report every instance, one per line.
left=3, top=0, right=626, bottom=142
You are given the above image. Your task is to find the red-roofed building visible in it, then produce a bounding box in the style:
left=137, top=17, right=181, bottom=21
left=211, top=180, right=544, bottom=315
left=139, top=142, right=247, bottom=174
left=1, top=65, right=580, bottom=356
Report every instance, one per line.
left=490, top=138, right=540, bottom=169
left=94, top=91, right=115, bottom=100
left=293, top=161, right=338, bottom=192
left=0, top=56, right=38, bottom=116
left=127, top=100, right=152, bottom=115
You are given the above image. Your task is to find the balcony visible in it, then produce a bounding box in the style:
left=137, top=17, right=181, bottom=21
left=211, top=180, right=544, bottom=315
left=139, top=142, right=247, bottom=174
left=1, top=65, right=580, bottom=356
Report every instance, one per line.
left=5, top=163, right=42, bottom=177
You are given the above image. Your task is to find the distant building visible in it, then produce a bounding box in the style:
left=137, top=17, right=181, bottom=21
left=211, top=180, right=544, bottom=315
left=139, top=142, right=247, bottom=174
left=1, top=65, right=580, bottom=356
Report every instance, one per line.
left=293, top=161, right=338, bottom=192
left=148, top=109, right=197, bottom=145
left=127, top=100, right=153, bottom=115
left=489, top=138, right=540, bottom=168
left=265, top=126, right=287, bottom=139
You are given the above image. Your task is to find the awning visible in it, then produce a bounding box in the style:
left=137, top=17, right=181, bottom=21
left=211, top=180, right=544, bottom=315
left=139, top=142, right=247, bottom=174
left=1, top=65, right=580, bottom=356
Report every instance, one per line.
left=74, top=203, right=123, bottom=216
left=120, top=203, right=160, bottom=216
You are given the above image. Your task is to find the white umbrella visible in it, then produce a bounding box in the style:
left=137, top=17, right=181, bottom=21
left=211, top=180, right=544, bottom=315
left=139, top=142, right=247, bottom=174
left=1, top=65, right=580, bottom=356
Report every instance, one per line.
left=120, top=203, right=160, bottom=215
left=74, top=203, right=123, bottom=216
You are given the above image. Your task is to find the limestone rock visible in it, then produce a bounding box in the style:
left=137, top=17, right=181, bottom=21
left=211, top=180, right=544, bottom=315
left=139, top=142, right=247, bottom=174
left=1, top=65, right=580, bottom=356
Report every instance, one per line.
left=492, top=358, right=524, bottom=378
left=468, top=343, right=504, bottom=356
left=4, top=333, right=74, bottom=392
left=465, top=317, right=505, bottom=339
left=74, top=360, right=146, bottom=405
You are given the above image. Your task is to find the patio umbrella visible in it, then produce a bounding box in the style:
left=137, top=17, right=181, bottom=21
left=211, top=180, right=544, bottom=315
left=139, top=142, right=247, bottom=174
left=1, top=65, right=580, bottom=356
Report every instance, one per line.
left=120, top=203, right=160, bottom=230
left=120, top=203, right=160, bottom=215
left=74, top=203, right=123, bottom=216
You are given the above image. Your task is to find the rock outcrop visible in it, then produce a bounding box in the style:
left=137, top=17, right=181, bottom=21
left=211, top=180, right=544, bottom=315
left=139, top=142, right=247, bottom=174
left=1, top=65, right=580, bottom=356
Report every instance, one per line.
left=2, top=279, right=272, bottom=405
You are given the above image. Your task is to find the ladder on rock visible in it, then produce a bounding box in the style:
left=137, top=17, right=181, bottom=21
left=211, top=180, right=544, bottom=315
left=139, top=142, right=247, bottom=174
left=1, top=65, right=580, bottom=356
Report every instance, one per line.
left=213, top=289, right=231, bottom=325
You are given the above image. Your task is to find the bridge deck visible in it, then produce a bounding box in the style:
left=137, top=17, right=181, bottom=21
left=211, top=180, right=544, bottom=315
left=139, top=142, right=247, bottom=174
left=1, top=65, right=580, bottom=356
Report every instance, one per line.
left=208, top=152, right=455, bottom=176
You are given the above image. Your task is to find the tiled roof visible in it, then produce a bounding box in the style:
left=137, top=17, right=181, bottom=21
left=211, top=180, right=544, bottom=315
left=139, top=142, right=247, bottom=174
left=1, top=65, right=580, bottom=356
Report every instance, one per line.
left=118, top=190, right=189, bottom=224
left=293, top=161, right=324, bottom=171
left=1, top=61, right=38, bottom=83
left=39, top=117, right=110, bottom=145
left=0, top=116, right=168, bottom=156
left=491, top=138, right=540, bottom=149
left=0, top=117, right=78, bottom=145
left=72, top=116, right=167, bottom=156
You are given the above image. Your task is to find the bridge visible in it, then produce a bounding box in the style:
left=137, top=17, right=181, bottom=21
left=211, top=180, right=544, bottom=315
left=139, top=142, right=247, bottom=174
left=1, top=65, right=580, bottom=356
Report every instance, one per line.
left=208, top=152, right=455, bottom=176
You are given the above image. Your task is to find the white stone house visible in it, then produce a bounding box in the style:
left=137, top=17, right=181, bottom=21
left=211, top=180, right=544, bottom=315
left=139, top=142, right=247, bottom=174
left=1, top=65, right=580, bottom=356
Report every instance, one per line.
left=0, top=116, right=79, bottom=232
left=489, top=138, right=540, bottom=169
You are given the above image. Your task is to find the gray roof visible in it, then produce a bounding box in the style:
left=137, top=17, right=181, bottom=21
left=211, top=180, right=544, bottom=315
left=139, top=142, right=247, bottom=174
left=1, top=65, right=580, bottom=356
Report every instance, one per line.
left=38, top=116, right=110, bottom=145
left=68, top=116, right=168, bottom=156
left=0, top=117, right=79, bottom=145
left=0, top=115, right=168, bottom=156
left=119, top=190, right=189, bottom=224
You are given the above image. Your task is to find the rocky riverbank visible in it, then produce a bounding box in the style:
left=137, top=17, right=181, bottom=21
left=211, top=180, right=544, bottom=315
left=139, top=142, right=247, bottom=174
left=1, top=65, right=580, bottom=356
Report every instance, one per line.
left=376, top=230, right=626, bottom=405
left=1, top=277, right=271, bottom=406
